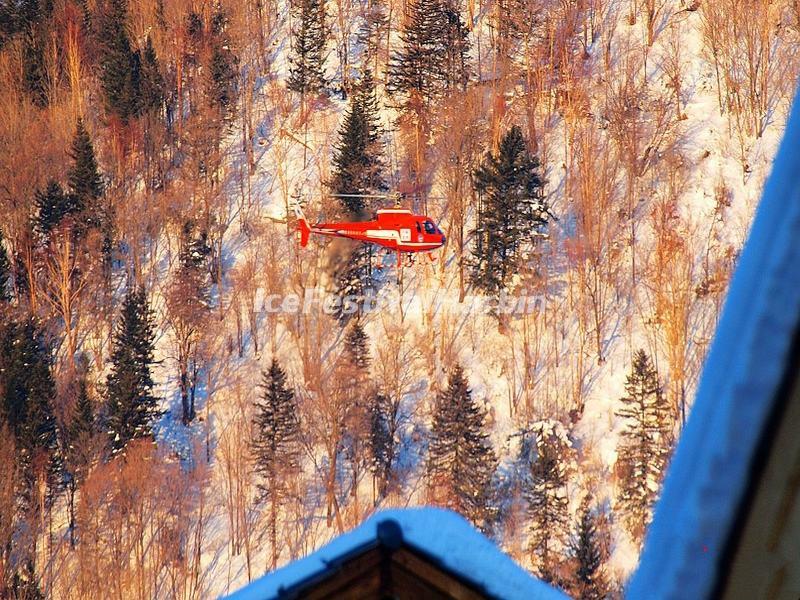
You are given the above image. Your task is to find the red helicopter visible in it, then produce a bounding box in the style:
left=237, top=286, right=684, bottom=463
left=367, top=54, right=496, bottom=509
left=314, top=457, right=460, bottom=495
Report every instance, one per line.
left=295, top=194, right=446, bottom=260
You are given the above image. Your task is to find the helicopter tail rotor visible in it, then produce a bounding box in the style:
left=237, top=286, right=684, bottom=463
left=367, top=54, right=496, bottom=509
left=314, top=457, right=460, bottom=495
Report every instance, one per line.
left=292, top=203, right=312, bottom=247
left=297, top=216, right=310, bottom=247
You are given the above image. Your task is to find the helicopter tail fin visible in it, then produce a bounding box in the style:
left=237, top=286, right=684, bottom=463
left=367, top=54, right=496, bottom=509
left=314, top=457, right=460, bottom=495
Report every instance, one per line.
left=295, top=210, right=311, bottom=247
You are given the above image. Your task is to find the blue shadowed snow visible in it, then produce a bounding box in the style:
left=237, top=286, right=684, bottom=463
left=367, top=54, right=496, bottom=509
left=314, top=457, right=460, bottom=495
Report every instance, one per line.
left=628, top=87, right=800, bottom=599
left=224, top=507, right=567, bottom=600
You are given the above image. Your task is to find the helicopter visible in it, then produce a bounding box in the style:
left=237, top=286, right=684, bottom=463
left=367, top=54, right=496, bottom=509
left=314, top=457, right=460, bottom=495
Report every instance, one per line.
left=295, top=193, right=447, bottom=262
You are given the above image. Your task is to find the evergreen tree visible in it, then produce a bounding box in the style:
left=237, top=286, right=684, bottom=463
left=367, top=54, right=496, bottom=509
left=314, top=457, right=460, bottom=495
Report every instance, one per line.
left=0, top=316, right=59, bottom=492
left=427, top=364, right=496, bottom=527
left=67, top=118, right=113, bottom=266
left=615, top=349, right=671, bottom=542
left=67, top=119, right=103, bottom=223
left=287, top=0, right=327, bottom=98
left=207, top=43, right=238, bottom=117
left=343, top=321, right=370, bottom=371
left=106, top=286, right=159, bottom=453
left=252, top=358, right=301, bottom=570
left=340, top=322, right=373, bottom=496
left=68, top=375, right=96, bottom=474
left=471, top=125, right=547, bottom=293
left=368, top=390, right=392, bottom=496
left=327, top=71, right=385, bottom=323
left=356, top=0, right=388, bottom=72
left=0, top=0, right=50, bottom=47
left=525, top=421, right=571, bottom=583
left=389, top=0, right=469, bottom=105
left=332, top=244, right=374, bottom=322
left=329, top=69, right=386, bottom=215
left=139, top=35, right=165, bottom=115
left=22, top=29, right=47, bottom=107
left=65, top=372, right=96, bottom=546
left=97, top=0, right=140, bottom=120
left=169, top=222, right=211, bottom=425
left=0, top=227, right=12, bottom=303
left=440, top=3, right=470, bottom=91
left=0, top=1, right=15, bottom=44
left=570, top=498, right=609, bottom=600
left=35, top=180, right=77, bottom=238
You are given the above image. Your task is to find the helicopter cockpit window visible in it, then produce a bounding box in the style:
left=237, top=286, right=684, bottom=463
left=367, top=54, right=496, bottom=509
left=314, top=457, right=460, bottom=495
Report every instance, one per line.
left=424, top=221, right=437, bottom=234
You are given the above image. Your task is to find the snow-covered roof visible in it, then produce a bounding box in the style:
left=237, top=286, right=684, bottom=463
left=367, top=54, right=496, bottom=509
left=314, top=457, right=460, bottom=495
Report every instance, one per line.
left=224, top=507, right=567, bottom=600
left=627, top=89, right=800, bottom=599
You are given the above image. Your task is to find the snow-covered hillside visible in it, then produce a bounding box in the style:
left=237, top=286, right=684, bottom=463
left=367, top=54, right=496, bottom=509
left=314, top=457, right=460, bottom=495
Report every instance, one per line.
left=147, top=0, right=797, bottom=596
left=150, top=0, right=799, bottom=596
left=1, top=0, right=797, bottom=597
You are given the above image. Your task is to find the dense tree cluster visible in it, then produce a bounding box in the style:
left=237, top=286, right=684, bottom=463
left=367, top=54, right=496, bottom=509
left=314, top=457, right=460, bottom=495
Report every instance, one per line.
left=389, top=0, right=470, bottom=105
left=97, top=0, right=164, bottom=122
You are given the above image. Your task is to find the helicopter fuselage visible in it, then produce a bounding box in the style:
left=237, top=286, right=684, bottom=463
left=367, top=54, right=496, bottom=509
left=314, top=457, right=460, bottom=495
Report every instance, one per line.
left=298, top=208, right=446, bottom=253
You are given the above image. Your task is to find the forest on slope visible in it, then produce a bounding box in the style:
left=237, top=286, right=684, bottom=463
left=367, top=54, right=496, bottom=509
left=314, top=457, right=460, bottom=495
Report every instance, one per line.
left=0, top=0, right=798, bottom=597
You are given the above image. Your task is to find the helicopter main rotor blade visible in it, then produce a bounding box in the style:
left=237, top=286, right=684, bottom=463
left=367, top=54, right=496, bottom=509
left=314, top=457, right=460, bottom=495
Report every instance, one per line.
left=330, top=193, right=394, bottom=199
left=330, top=192, right=449, bottom=201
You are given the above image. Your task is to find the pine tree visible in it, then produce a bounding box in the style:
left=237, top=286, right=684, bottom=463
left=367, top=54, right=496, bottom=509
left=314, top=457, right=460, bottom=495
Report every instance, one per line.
left=68, top=118, right=114, bottom=268
left=287, top=0, right=328, bottom=98
left=389, top=0, right=470, bottom=105
left=68, top=375, right=96, bottom=478
left=0, top=0, right=50, bottom=46
left=252, top=359, right=301, bottom=570
left=329, top=70, right=386, bottom=215
left=615, top=349, right=671, bottom=543
left=66, top=372, right=96, bottom=546
left=343, top=321, right=370, bottom=371
left=0, top=227, right=12, bottom=303
left=440, top=3, right=470, bottom=91
left=106, top=286, right=159, bottom=453
left=340, top=321, right=372, bottom=509
left=494, top=0, right=541, bottom=59
left=332, top=244, right=374, bottom=322
left=35, top=180, right=78, bottom=238
left=570, top=498, right=608, bottom=600
left=427, top=364, right=496, bottom=527
left=139, top=35, right=164, bottom=116
left=368, top=390, right=392, bottom=497
left=207, top=43, right=238, bottom=117
left=0, top=316, right=59, bottom=493
left=471, top=125, right=548, bottom=293
left=169, top=223, right=211, bottom=425
left=525, top=421, right=571, bottom=583
left=356, top=0, right=388, bottom=72
left=328, top=75, right=384, bottom=317
left=67, top=119, right=103, bottom=224
left=96, top=0, right=140, bottom=120
left=22, top=29, right=47, bottom=107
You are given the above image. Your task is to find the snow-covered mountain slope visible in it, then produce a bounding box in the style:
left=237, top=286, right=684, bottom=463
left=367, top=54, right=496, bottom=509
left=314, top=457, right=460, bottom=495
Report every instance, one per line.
left=54, top=0, right=795, bottom=597
left=150, top=1, right=800, bottom=597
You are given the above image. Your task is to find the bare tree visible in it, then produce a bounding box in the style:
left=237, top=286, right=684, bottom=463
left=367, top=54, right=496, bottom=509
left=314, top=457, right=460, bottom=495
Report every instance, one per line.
left=432, top=90, right=486, bottom=300
left=42, top=224, right=89, bottom=370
